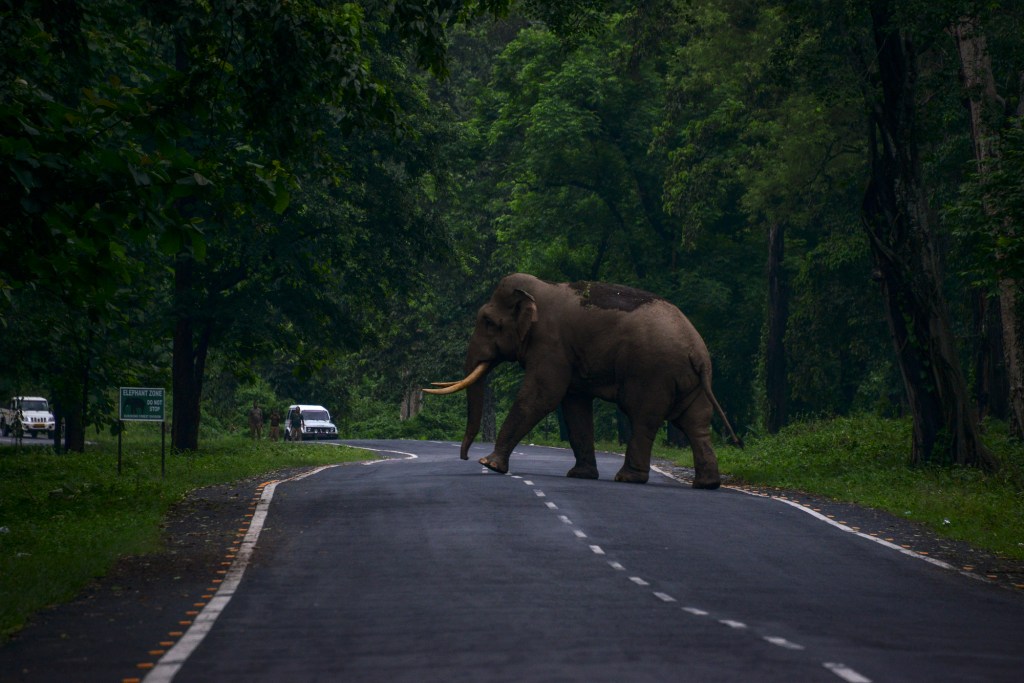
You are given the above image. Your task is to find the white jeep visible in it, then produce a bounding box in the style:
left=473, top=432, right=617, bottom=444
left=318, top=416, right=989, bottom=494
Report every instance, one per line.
left=2, top=396, right=56, bottom=439
left=284, top=404, right=338, bottom=440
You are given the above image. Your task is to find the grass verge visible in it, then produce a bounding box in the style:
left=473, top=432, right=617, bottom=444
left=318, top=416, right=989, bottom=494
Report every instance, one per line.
left=647, top=414, right=1024, bottom=561
left=0, top=426, right=371, bottom=639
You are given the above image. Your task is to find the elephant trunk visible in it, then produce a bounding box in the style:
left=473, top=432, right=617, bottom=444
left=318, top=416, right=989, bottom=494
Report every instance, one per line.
left=460, top=380, right=485, bottom=460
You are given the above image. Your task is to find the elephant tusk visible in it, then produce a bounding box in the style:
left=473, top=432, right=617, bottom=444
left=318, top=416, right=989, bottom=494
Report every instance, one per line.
left=423, top=363, right=489, bottom=395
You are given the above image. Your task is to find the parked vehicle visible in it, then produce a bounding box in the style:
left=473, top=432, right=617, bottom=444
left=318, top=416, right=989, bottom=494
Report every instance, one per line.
left=284, top=404, right=338, bottom=440
left=1, top=396, right=56, bottom=439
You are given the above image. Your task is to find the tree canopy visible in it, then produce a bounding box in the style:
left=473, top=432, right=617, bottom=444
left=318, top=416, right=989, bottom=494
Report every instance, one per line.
left=2, top=0, right=1022, bottom=469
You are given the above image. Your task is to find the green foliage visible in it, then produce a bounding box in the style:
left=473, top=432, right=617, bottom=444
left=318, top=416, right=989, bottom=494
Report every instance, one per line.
left=947, top=124, right=1024, bottom=288
left=0, top=429, right=372, bottom=638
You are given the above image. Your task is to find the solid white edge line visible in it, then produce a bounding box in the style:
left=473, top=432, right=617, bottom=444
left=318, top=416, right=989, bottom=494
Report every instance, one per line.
left=650, top=464, right=983, bottom=582
left=143, top=464, right=342, bottom=683
left=349, top=446, right=418, bottom=462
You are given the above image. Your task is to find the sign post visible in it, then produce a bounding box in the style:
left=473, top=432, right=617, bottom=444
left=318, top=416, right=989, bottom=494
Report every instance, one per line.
left=118, top=387, right=167, bottom=477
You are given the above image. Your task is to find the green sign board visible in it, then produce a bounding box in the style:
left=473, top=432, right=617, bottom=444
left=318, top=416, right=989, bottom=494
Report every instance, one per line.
left=119, top=387, right=165, bottom=422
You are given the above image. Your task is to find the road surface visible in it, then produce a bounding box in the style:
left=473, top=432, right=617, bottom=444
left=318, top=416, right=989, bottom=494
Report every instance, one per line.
left=139, top=439, right=1022, bottom=682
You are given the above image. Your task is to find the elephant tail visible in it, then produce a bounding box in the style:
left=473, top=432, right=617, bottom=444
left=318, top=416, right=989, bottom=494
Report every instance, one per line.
left=693, top=357, right=744, bottom=449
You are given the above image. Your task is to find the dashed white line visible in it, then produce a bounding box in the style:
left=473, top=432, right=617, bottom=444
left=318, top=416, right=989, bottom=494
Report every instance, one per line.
left=520, top=462, right=875, bottom=683
left=764, top=636, right=805, bottom=650
left=824, top=663, right=872, bottom=682
left=720, top=619, right=748, bottom=630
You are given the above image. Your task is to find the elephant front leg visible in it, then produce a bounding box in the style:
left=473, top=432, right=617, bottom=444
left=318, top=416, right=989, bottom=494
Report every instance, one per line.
left=562, top=394, right=599, bottom=479
left=480, top=379, right=564, bottom=474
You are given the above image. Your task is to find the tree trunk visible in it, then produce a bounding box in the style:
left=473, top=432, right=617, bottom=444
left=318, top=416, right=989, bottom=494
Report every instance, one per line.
left=400, top=388, right=423, bottom=421
left=171, top=255, right=212, bottom=452
left=54, top=327, right=91, bottom=453
left=972, top=290, right=1008, bottom=421
left=861, top=2, right=996, bottom=470
left=952, top=16, right=1024, bottom=438
left=998, top=282, right=1024, bottom=435
left=765, top=221, right=789, bottom=434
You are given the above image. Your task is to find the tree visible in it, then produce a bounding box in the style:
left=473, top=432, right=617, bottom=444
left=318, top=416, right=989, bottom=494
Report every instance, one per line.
left=859, top=0, right=995, bottom=468
left=950, top=5, right=1024, bottom=436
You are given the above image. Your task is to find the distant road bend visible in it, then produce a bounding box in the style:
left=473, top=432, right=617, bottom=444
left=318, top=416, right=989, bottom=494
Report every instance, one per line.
left=145, top=439, right=1023, bottom=683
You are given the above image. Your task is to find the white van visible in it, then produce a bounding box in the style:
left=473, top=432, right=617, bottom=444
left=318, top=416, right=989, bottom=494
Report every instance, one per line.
left=284, top=404, right=338, bottom=440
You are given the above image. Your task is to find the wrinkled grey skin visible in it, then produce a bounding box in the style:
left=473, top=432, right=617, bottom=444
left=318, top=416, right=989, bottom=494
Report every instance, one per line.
left=452, top=273, right=740, bottom=488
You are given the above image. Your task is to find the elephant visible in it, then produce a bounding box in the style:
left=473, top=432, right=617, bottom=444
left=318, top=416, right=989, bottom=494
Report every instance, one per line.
left=425, top=273, right=742, bottom=488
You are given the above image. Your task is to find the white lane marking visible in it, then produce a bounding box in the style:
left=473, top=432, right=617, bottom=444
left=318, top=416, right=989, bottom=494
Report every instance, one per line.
left=683, top=607, right=709, bottom=616
left=350, top=446, right=418, bottom=462
left=770, top=497, right=970, bottom=575
left=573, top=529, right=588, bottom=538
left=764, top=636, right=805, bottom=650
left=523, top=480, right=534, bottom=485
left=720, top=619, right=748, bottom=629
left=650, top=464, right=981, bottom=582
left=511, top=475, right=522, bottom=479
left=653, top=592, right=676, bottom=603
left=546, top=502, right=559, bottom=510
left=534, top=490, right=546, bottom=498
left=629, top=576, right=649, bottom=586
left=558, top=515, right=573, bottom=524
left=609, top=561, right=626, bottom=571
left=824, top=662, right=872, bottom=682
left=144, top=465, right=342, bottom=683
left=589, top=545, right=605, bottom=555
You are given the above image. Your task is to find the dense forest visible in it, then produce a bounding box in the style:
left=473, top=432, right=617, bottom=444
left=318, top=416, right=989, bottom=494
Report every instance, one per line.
left=2, top=0, right=1022, bottom=469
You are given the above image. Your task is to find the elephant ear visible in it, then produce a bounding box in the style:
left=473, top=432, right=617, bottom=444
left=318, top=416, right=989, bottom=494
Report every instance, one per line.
left=514, top=288, right=538, bottom=346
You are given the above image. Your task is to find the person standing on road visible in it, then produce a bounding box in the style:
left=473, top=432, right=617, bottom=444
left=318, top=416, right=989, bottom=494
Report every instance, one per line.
left=12, top=409, right=24, bottom=446
left=248, top=402, right=263, bottom=440
left=290, top=407, right=303, bottom=441
left=269, top=408, right=281, bottom=441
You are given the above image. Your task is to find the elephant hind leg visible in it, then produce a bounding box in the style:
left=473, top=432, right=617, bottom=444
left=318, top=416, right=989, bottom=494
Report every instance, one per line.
left=614, top=417, right=658, bottom=484
left=562, top=394, right=599, bottom=479
left=674, top=396, right=721, bottom=490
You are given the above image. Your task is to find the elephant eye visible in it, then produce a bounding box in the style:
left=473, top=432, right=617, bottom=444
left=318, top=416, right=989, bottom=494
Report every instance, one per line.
left=482, top=315, right=498, bottom=330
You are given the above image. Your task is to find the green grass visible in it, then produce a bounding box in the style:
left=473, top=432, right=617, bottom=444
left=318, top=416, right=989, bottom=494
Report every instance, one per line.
left=648, top=414, right=1024, bottom=561
left=0, top=426, right=372, bottom=639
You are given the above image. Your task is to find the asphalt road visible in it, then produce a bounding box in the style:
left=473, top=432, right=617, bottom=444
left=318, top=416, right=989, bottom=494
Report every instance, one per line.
left=138, top=439, right=1021, bottom=683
